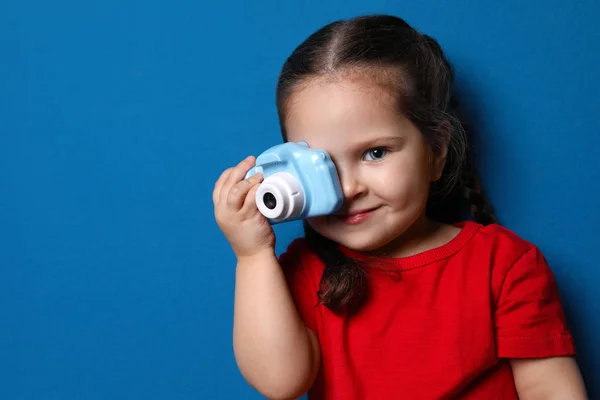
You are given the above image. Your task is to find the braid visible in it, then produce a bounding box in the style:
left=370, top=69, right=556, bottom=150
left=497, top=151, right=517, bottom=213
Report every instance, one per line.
left=456, top=121, right=498, bottom=226
left=419, top=35, right=499, bottom=227
left=303, top=221, right=368, bottom=314
left=426, top=93, right=499, bottom=225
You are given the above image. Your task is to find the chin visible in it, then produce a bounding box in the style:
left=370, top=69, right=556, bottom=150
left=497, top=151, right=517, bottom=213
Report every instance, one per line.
left=342, top=237, right=390, bottom=252
left=321, top=229, right=392, bottom=253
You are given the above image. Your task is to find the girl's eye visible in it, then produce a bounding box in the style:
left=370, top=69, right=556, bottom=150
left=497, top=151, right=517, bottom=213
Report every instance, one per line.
left=364, top=147, right=388, bottom=161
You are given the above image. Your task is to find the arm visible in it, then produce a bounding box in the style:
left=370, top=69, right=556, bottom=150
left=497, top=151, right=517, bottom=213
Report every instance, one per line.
left=234, top=251, right=320, bottom=400
left=511, top=357, right=588, bottom=400
left=213, top=156, right=320, bottom=399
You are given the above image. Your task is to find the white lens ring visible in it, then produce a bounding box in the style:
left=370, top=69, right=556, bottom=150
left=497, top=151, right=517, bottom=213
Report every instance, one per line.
left=256, top=183, right=285, bottom=219
left=255, top=172, right=305, bottom=221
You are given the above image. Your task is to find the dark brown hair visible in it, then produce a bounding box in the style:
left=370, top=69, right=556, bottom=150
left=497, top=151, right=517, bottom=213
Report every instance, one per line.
left=276, top=14, right=497, bottom=314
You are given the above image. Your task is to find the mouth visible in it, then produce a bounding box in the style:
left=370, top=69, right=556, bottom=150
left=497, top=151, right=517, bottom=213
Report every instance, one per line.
left=333, top=207, right=379, bottom=225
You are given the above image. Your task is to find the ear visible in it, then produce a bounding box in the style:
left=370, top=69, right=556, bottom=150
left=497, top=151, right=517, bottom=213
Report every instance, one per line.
left=430, top=122, right=451, bottom=182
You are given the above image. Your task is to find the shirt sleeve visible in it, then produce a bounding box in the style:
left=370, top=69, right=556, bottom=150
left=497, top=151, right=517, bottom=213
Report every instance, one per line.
left=278, top=239, right=322, bottom=333
left=494, top=246, right=576, bottom=358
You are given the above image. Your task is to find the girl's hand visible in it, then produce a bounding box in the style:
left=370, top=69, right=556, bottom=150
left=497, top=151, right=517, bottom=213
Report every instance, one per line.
left=213, top=156, right=275, bottom=259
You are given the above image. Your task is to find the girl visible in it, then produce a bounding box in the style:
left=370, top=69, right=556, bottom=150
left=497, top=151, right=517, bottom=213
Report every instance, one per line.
left=213, top=15, right=587, bottom=400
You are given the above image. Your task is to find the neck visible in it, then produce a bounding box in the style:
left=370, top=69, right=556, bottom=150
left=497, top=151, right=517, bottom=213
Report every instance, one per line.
left=367, top=215, right=447, bottom=258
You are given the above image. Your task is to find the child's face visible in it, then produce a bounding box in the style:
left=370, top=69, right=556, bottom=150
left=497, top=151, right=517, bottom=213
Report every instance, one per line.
left=284, top=74, right=445, bottom=253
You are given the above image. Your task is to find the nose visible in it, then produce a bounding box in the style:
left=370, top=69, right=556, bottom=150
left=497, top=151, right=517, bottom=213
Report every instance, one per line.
left=338, top=167, right=367, bottom=201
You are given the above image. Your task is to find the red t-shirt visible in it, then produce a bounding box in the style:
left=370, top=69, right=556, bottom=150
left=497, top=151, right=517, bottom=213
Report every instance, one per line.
left=279, top=221, right=575, bottom=399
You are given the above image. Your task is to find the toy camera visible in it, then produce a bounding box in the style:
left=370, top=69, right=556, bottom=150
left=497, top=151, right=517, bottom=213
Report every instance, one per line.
left=245, top=142, right=343, bottom=224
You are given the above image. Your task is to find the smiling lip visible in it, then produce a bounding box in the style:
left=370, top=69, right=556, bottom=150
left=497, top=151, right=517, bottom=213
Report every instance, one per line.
left=335, top=208, right=378, bottom=225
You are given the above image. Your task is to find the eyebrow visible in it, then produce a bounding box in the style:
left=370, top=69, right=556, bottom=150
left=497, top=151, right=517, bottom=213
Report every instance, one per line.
left=351, top=135, right=405, bottom=149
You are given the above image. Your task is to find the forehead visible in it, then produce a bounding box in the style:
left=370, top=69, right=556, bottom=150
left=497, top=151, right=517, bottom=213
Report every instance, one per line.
left=284, top=76, right=410, bottom=151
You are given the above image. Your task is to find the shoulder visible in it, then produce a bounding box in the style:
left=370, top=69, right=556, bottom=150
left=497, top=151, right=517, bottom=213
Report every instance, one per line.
left=473, top=222, right=533, bottom=248
left=466, top=222, right=538, bottom=264
left=278, top=238, right=326, bottom=277
left=464, top=222, right=555, bottom=302
left=278, top=239, right=325, bottom=326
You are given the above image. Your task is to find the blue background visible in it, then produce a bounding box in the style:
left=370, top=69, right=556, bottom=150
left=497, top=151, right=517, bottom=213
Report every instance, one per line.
left=1, top=1, right=598, bottom=399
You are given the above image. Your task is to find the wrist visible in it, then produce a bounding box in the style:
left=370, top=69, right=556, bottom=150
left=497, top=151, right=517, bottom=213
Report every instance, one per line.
left=236, top=248, right=277, bottom=266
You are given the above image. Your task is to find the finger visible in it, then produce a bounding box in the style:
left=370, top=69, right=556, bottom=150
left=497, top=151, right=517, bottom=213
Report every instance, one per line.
left=213, top=167, right=233, bottom=205
left=227, top=173, right=263, bottom=210
left=219, top=155, right=255, bottom=205
left=223, top=155, right=256, bottom=191
left=240, top=175, right=264, bottom=215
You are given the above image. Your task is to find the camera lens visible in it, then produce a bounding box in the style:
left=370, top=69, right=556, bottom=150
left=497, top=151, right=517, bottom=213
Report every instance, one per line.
left=263, top=192, right=277, bottom=210
left=254, top=172, right=305, bottom=221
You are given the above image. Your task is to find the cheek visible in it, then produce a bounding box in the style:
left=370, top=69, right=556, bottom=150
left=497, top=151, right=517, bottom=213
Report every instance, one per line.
left=370, top=160, right=430, bottom=201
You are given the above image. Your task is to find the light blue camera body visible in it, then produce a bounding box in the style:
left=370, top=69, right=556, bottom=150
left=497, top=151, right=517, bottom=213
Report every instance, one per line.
left=245, top=141, right=344, bottom=224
